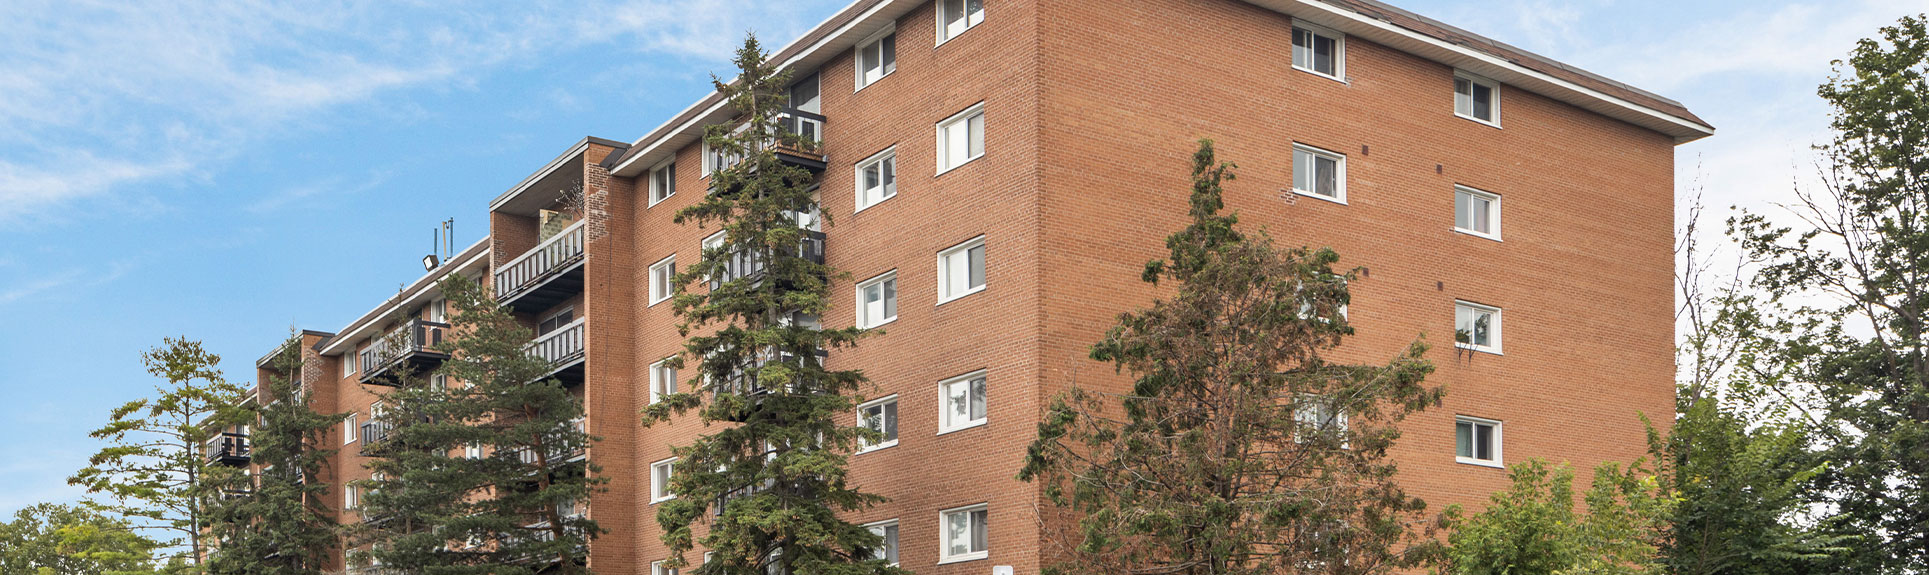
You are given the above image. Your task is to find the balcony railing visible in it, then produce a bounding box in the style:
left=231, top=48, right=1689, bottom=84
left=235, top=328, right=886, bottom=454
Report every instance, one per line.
left=507, top=418, right=587, bottom=468
left=495, top=220, right=586, bottom=308
left=205, top=432, right=251, bottom=466
left=359, top=319, right=450, bottom=385
left=710, top=345, right=827, bottom=422
left=708, top=108, right=828, bottom=176
left=528, top=318, right=586, bottom=381
left=707, top=230, right=827, bottom=291
left=359, top=419, right=393, bottom=457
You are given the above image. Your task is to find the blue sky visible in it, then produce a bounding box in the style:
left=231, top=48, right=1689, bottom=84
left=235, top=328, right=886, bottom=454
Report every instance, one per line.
left=0, top=0, right=1922, bottom=515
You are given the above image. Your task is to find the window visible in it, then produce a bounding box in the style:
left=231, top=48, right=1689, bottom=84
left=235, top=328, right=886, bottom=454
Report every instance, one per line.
left=650, top=359, right=678, bottom=405
left=428, top=298, right=447, bottom=323
left=939, top=372, right=987, bottom=433
left=864, top=520, right=901, bottom=566
left=939, top=504, right=988, bottom=563
left=465, top=442, right=482, bottom=459
left=858, top=395, right=899, bottom=451
left=1454, top=186, right=1501, bottom=239
left=432, top=374, right=448, bottom=390
left=1292, top=144, right=1346, bottom=203
left=857, top=272, right=899, bottom=328
left=1292, top=23, right=1345, bottom=80
left=538, top=307, right=575, bottom=336
left=938, top=0, right=985, bottom=44
left=1454, top=301, right=1502, bottom=353
left=652, top=561, right=678, bottom=575
left=856, top=148, right=898, bottom=211
left=1456, top=416, right=1502, bottom=467
left=937, top=237, right=986, bottom=303
left=1294, top=395, right=1348, bottom=441
left=936, top=104, right=985, bottom=174
left=344, top=414, right=358, bottom=445
left=856, top=27, right=897, bottom=89
left=650, top=161, right=677, bottom=206
left=342, top=353, right=356, bottom=376
left=1455, top=71, right=1500, bottom=125
left=651, top=458, right=676, bottom=503
left=650, top=256, right=677, bottom=305
left=344, top=484, right=359, bottom=510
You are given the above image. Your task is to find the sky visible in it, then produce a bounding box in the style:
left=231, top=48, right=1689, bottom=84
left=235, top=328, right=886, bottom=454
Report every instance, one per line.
left=0, top=0, right=1922, bottom=516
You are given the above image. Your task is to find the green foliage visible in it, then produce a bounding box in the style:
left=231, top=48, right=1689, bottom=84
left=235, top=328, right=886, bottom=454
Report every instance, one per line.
left=204, top=334, right=344, bottom=575
left=0, top=502, right=163, bottom=575
left=69, top=337, right=250, bottom=570
left=1444, top=459, right=1669, bottom=575
left=1655, top=404, right=1850, bottom=575
left=1722, top=14, right=1929, bottom=574
left=641, top=35, right=899, bottom=575
left=353, top=273, right=604, bottom=574
left=1019, top=139, right=1445, bottom=575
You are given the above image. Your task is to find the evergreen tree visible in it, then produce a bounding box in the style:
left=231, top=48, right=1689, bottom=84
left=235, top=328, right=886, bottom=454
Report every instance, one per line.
left=0, top=502, right=163, bottom=575
left=1018, top=140, right=1444, bottom=575
left=642, top=35, right=900, bottom=575
left=1726, top=14, right=1929, bottom=573
left=354, top=274, right=604, bottom=574
left=70, top=337, right=251, bottom=571
left=205, top=334, right=343, bottom=575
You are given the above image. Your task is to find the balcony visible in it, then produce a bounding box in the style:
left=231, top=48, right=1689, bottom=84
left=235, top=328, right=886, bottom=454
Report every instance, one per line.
left=707, top=230, right=827, bottom=291
left=205, top=432, right=251, bottom=466
left=527, top=317, right=585, bottom=385
left=710, top=345, right=828, bottom=423
left=707, top=109, right=828, bottom=192
left=359, top=419, right=393, bottom=457
left=495, top=221, right=586, bottom=313
left=359, top=319, right=450, bottom=387
left=506, top=418, right=587, bottom=469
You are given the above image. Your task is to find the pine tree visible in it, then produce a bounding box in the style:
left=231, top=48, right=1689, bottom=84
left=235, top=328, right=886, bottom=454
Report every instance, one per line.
left=1018, top=140, right=1445, bottom=575
left=353, top=274, right=604, bottom=574
left=204, top=334, right=342, bottom=575
left=70, top=337, right=251, bottom=571
left=642, top=35, right=900, bottom=575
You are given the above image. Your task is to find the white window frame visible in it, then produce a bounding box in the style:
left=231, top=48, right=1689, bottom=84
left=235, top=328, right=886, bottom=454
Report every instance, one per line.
left=428, top=298, right=447, bottom=323
left=649, top=160, right=677, bottom=207
left=935, top=103, right=986, bottom=175
left=465, top=442, right=482, bottom=459
left=1291, top=20, right=1347, bottom=82
left=344, top=483, right=359, bottom=510
left=342, top=353, right=356, bottom=376
left=649, top=358, right=678, bottom=405
left=937, top=371, right=988, bottom=434
left=1292, top=143, right=1347, bottom=204
left=855, top=146, right=899, bottom=212
left=857, top=395, right=900, bottom=453
left=854, top=24, right=898, bottom=91
left=1453, top=185, right=1502, bottom=241
left=937, top=503, right=989, bottom=564
left=344, top=413, right=358, bottom=445
left=1454, top=70, right=1502, bottom=127
left=935, top=0, right=985, bottom=46
left=856, top=271, right=900, bottom=328
left=864, top=518, right=902, bottom=567
left=650, top=457, right=677, bottom=503
left=649, top=255, right=677, bottom=306
left=936, top=236, right=987, bottom=304
left=1294, top=394, right=1349, bottom=443
left=1455, top=416, right=1504, bottom=468
left=1454, top=300, right=1503, bottom=354
left=652, top=560, right=678, bottom=575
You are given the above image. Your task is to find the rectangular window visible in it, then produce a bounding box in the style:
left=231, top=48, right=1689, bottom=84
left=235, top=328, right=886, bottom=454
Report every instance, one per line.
left=938, top=236, right=987, bottom=303
left=465, top=442, right=482, bottom=459
left=650, top=161, right=677, bottom=206
left=432, top=374, right=448, bottom=390
left=1291, top=23, right=1345, bottom=80
left=342, top=353, right=356, bottom=376
left=936, top=104, right=985, bottom=174
left=650, top=256, right=677, bottom=305
left=1292, top=144, right=1346, bottom=203
left=856, top=147, right=898, bottom=211
left=1455, top=72, right=1501, bottom=125
left=344, top=414, right=358, bottom=445
left=857, top=272, right=899, bottom=328
left=345, top=484, right=358, bottom=510
left=939, top=372, right=988, bottom=433
left=939, top=504, right=989, bottom=563
left=1456, top=416, right=1502, bottom=466
left=652, top=560, right=678, bottom=575
left=428, top=298, right=447, bottom=323
left=1454, top=186, right=1501, bottom=239
left=864, top=519, right=901, bottom=566
left=651, top=458, right=676, bottom=503
left=650, top=358, right=678, bottom=405
left=858, top=395, right=900, bottom=451
left=938, top=0, right=985, bottom=44
left=1294, top=395, right=1348, bottom=441
left=1454, top=301, right=1502, bottom=353
left=538, top=307, right=575, bottom=336
left=856, top=28, right=897, bottom=89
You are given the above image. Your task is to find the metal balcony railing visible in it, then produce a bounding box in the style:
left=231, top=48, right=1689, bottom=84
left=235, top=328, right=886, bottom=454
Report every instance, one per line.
left=205, top=432, right=251, bottom=466
left=707, top=230, right=827, bottom=290
left=495, top=221, right=587, bottom=303
left=528, top=318, right=586, bottom=372
left=359, top=319, right=449, bottom=384
left=507, top=418, right=587, bottom=468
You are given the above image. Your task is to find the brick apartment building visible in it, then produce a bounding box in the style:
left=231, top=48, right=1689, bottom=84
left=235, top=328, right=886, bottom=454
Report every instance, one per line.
left=214, top=0, right=1711, bottom=572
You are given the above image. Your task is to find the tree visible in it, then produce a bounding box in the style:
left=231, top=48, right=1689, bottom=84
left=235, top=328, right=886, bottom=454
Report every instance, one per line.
left=354, top=273, right=604, bottom=574
left=70, top=337, right=250, bottom=570
left=1018, top=140, right=1445, bottom=575
left=641, top=35, right=899, bottom=575
left=1443, top=459, right=1669, bottom=575
left=204, top=334, right=342, bottom=575
left=1725, top=14, right=1929, bottom=574
left=0, top=502, right=162, bottom=575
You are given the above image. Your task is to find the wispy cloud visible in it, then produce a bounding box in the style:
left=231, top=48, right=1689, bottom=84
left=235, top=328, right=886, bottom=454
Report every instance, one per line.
left=0, top=260, right=136, bottom=305
left=246, top=172, right=390, bottom=214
